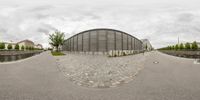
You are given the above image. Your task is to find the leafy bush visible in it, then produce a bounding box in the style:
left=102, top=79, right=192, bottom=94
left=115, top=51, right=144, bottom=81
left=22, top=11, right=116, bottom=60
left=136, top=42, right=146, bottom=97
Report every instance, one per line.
left=175, top=44, right=179, bottom=50
left=7, top=44, right=12, bottom=50
left=192, top=41, right=198, bottom=50
left=159, top=41, right=198, bottom=51
left=31, top=47, right=35, bottom=50
left=25, top=46, right=29, bottom=50
left=15, top=44, right=19, bottom=50
left=51, top=52, right=65, bottom=56
left=21, top=45, right=25, bottom=50
left=179, top=43, right=184, bottom=50
left=172, top=46, right=175, bottom=50
left=0, top=43, right=5, bottom=49
left=185, top=42, right=191, bottom=50
left=123, top=52, right=126, bottom=56
left=29, top=46, right=32, bottom=50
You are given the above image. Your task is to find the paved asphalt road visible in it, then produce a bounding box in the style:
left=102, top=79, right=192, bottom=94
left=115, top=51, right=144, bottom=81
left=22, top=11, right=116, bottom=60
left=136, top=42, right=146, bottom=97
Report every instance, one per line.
left=0, top=51, right=200, bottom=100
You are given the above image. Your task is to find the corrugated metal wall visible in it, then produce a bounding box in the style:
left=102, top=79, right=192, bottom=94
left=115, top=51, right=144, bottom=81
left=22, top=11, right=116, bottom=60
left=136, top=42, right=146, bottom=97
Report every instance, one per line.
left=63, top=29, right=143, bottom=52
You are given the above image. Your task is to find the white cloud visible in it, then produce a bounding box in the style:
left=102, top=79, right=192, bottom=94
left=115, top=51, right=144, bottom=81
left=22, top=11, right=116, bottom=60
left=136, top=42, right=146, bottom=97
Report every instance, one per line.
left=0, top=0, right=200, bottom=48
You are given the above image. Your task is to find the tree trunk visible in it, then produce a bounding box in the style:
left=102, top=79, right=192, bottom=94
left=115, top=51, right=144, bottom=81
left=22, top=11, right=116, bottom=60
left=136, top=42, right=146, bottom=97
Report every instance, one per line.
left=56, top=46, right=59, bottom=52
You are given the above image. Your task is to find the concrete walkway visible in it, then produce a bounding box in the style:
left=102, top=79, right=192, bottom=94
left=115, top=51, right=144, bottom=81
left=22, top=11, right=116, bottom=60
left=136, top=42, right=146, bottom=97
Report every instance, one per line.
left=0, top=51, right=200, bottom=100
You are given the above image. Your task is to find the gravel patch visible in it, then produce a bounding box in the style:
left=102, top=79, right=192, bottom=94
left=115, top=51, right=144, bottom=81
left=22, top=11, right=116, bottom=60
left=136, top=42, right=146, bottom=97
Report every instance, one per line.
left=56, top=53, right=146, bottom=88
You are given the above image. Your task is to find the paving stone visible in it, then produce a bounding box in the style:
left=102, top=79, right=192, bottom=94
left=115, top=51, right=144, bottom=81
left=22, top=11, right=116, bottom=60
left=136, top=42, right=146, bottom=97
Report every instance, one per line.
left=56, top=53, right=146, bottom=88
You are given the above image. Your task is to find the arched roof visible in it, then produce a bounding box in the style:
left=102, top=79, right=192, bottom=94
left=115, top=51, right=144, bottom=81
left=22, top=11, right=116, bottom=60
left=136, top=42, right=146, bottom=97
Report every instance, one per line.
left=65, top=28, right=142, bottom=43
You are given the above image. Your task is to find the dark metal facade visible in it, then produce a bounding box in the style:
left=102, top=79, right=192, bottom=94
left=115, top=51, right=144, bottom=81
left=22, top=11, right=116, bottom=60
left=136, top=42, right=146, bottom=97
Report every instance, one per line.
left=63, top=28, right=143, bottom=52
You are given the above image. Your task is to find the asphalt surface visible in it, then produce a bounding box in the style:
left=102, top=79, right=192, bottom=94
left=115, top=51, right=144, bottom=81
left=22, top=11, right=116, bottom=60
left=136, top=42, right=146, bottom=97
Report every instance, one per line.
left=0, top=51, right=200, bottom=100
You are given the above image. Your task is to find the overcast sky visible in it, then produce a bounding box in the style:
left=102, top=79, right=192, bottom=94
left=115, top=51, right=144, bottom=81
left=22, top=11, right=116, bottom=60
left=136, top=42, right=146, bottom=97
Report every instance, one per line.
left=0, top=0, right=200, bottom=48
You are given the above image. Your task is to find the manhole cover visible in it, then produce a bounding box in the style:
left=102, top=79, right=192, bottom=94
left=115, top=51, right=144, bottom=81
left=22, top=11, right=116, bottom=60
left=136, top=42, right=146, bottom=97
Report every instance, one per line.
left=153, top=61, right=159, bottom=64
left=194, top=59, right=200, bottom=64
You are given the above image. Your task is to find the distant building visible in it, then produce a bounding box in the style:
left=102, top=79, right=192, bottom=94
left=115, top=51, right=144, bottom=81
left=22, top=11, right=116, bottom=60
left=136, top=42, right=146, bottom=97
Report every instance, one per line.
left=1, top=39, right=43, bottom=50
left=34, top=44, right=43, bottom=49
left=141, top=39, right=153, bottom=51
left=17, top=39, right=35, bottom=50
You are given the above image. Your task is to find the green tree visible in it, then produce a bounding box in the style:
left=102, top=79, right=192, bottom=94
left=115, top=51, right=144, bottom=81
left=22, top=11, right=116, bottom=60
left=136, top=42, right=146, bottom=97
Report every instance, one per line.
left=31, top=46, right=34, bottom=50
left=185, top=42, right=191, bottom=50
left=179, top=43, right=184, bottom=50
left=21, top=45, right=25, bottom=51
left=7, top=44, right=12, bottom=50
left=167, top=46, right=171, bottom=50
left=33, top=47, right=36, bottom=50
left=192, top=41, right=198, bottom=50
left=171, top=45, right=174, bottom=50
left=25, top=46, right=29, bottom=50
left=0, top=42, right=5, bottom=49
left=15, top=44, right=19, bottom=50
left=29, top=46, right=32, bottom=50
left=175, top=44, right=179, bottom=50
left=169, top=46, right=172, bottom=50
left=49, top=30, right=65, bottom=51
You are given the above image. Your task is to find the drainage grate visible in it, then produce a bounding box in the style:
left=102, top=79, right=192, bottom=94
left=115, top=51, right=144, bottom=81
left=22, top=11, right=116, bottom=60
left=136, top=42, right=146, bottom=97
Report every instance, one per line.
left=153, top=61, right=159, bottom=64
left=194, top=59, right=200, bottom=64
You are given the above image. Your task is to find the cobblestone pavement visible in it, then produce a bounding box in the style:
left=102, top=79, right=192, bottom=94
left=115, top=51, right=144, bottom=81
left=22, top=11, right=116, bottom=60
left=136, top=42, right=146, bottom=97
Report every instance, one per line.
left=56, top=53, right=146, bottom=88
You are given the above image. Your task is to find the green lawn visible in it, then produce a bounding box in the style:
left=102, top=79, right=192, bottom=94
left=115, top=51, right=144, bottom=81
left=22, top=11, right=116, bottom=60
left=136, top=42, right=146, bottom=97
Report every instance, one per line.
left=51, top=51, right=65, bottom=56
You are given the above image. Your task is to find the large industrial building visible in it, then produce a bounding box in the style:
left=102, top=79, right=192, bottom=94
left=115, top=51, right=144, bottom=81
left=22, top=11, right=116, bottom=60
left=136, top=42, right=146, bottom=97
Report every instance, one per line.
left=62, top=28, right=143, bottom=52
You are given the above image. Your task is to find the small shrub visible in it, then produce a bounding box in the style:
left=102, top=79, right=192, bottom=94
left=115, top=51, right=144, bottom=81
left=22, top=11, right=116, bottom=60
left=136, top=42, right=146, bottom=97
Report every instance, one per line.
left=15, top=44, right=19, bottom=50
left=29, top=46, right=32, bottom=50
left=179, top=43, right=184, bottom=50
left=7, top=44, right=12, bottom=50
left=123, top=52, right=126, bottom=56
left=0, top=43, right=5, bottom=49
left=25, top=46, right=29, bottom=50
left=21, top=45, right=25, bottom=51
left=185, top=42, right=191, bottom=50
left=175, top=44, right=179, bottom=50
left=51, top=52, right=65, bottom=56
left=192, top=41, right=198, bottom=50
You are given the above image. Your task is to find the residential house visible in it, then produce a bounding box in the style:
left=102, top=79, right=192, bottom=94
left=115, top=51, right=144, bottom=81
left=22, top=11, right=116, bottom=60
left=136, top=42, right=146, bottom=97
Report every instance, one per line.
left=34, top=44, right=43, bottom=49
left=17, top=39, right=35, bottom=50
left=1, top=39, right=44, bottom=50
